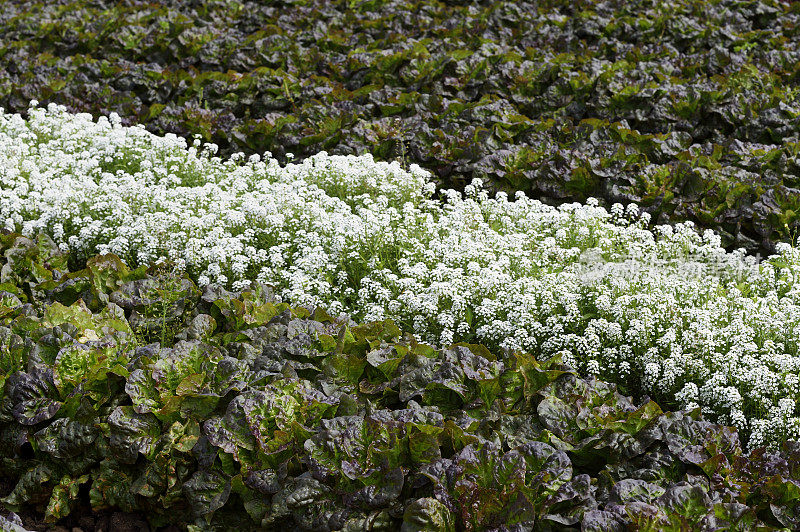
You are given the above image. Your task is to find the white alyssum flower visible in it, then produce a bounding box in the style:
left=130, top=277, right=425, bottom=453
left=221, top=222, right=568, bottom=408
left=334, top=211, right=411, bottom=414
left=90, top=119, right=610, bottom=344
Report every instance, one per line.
left=4, top=104, right=800, bottom=448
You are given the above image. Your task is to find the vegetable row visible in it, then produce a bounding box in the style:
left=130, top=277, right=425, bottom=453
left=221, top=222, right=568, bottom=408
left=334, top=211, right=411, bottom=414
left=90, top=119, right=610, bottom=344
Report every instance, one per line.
left=3, top=0, right=800, bottom=250
left=3, top=105, right=800, bottom=448
left=1, top=235, right=800, bottom=530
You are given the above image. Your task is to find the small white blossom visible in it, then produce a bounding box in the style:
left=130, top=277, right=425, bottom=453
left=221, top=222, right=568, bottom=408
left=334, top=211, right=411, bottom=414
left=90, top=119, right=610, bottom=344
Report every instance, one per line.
left=3, top=104, right=800, bottom=448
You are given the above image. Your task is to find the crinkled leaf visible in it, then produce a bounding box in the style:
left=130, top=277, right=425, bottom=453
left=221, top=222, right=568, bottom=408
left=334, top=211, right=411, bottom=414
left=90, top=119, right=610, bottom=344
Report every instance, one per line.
left=45, top=473, right=89, bottom=522
left=401, top=497, right=455, bottom=532
left=1, top=463, right=52, bottom=511
left=182, top=470, right=231, bottom=517
left=107, top=405, right=162, bottom=462
left=89, top=458, right=137, bottom=512
left=34, top=417, right=99, bottom=459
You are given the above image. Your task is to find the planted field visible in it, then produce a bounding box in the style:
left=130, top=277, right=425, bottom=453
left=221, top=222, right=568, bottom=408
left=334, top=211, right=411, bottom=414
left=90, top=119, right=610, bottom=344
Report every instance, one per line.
left=1, top=105, right=800, bottom=530
left=3, top=0, right=800, bottom=252
left=0, top=235, right=798, bottom=531
left=4, top=104, right=800, bottom=449
left=3, top=0, right=800, bottom=531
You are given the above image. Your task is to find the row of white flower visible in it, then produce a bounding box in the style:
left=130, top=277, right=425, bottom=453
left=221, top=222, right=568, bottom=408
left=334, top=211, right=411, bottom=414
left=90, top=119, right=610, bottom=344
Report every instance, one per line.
left=3, top=103, right=800, bottom=448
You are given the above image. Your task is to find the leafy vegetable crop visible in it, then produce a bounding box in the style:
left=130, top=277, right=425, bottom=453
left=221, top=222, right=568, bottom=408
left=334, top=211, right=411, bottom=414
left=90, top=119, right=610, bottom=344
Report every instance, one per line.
left=2, top=0, right=800, bottom=252
left=7, top=105, right=800, bottom=450
left=2, top=234, right=800, bottom=530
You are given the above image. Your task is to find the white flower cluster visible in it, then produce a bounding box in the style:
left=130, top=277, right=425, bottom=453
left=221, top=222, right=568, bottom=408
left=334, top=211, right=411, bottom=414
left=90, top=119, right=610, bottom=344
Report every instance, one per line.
left=3, top=103, right=800, bottom=448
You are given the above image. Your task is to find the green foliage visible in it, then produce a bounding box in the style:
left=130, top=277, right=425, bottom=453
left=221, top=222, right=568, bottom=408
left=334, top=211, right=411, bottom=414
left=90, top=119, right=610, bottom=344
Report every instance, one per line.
left=4, top=0, right=800, bottom=252
left=1, top=240, right=800, bottom=529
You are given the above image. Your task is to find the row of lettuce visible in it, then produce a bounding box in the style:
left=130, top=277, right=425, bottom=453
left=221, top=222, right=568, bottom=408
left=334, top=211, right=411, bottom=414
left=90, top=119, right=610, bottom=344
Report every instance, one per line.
left=0, top=233, right=798, bottom=530
left=3, top=0, right=800, bottom=251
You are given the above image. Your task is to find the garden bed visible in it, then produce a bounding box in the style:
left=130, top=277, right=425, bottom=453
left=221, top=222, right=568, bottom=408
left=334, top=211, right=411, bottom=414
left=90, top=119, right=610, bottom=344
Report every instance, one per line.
left=1, top=234, right=800, bottom=530
left=3, top=0, right=800, bottom=251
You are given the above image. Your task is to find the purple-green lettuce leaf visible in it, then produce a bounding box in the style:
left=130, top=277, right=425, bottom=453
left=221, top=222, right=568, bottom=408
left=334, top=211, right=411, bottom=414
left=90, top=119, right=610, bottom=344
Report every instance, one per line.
left=163, top=417, right=201, bottom=453
left=365, top=345, right=406, bottom=380
left=107, top=405, right=162, bottom=463
left=535, top=395, right=577, bottom=439
left=262, top=474, right=338, bottom=530
left=181, top=469, right=231, bottom=518
left=0, top=462, right=52, bottom=512
left=401, top=497, right=456, bottom=532
left=542, top=374, right=650, bottom=452
left=540, top=474, right=596, bottom=527
left=174, top=313, right=217, bottom=342
left=212, top=295, right=283, bottom=331
left=605, top=400, right=663, bottom=437
left=1, top=235, right=47, bottom=286
left=341, top=466, right=405, bottom=511
left=35, top=273, right=94, bottom=310
left=513, top=353, right=568, bottom=403
left=150, top=341, right=223, bottom=393
left=204, top=381, right=336, bottom=469
left=397, top=360, right=438, bottom=403
left=0, top=296, right=24, bottom=325
left=42, top=300, right=95, bottom=334
left=229, top=472, right=272, bottom=523
left=658, top=411, right=727, bottom=466
left=608, top=478, right=666, bottom=505
left=517, top=441, right=573, bottom=498
left=244, top=466, right=287, bottom=503
left=450, top=443, right=535, bottom=530
left=321, top=327, right=368, bottom=385
left=654, top=482, right=713, bottom=526
left=407, top=419, right=444, bottom=465
left=44, top=473, right=89, bottom=523
left=4, top=366, right=61, bottom=425
left=0, top=423, right=30, bottom=466
left=110, top=277, right=198, bottom=317
left=350, top=320, right=403, bottom=349
left=190, top=433, right=217, bottom=471
left=581, top=507, right=626, bottom=532
left=620, top=502, right=672, bottom=530
left=396, top=345, right=503, bottom=412
left=415, top=458, right=460, bottom=513
left=237, top=387, right=299, bottom=462
left=603, top=445, right=682, bottom=484
left=427, top=440, right=574, bottom=530
left=200, top=284, right=237, bottom=308
left=203, top=393, right=258, bottom=463
left=445, top=345, right=504, bottom=410
left=84, top=253, right=137, bottom=295
left=205, top=355, right=251, bottom=397
left=485, top=414, right=544, bottom=448
left=37, top=252, right=142, bottom=314
left=125, top=368, right=161, bottom=414
left=305, top=407, right=441, bottom=511
left=710, top=503, right=761, bottom=531
left=440, top=418, right=481, bottom=456
left=0, top=328, right=26, bottom=394
left=29, top=317, right=75, bottom=359
left=338, top=509, right=396, bottom=531
left=734, top=446, right=789, bottom=482
left=304, top=414, right=392, bottom=484
left=28, top=324, right=76, bottom=367
left=130, top=455, right=173, bottom=500
left=33, top=417, right=99, bottom=459
left=783, top=440, right=800, bottom=479
left=12, top=396, right=61, bottom=426
left=53, top=340, right=129, bottom=403
left=126, top=341, right=225, bottom=422
left=762, top=477, right=800, bottom=528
